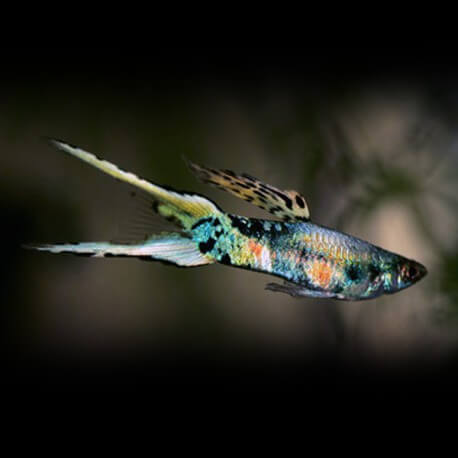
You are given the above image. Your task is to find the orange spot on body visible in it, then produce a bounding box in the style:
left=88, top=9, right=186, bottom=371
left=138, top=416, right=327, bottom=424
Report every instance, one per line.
left=310, top=258, right=333, bottom=289
left=248, top=240, right=263, bottom=259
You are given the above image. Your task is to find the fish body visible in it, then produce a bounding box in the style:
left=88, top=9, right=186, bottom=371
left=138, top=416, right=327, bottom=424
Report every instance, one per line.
left=189, top=214, right=426, bottom=300
left=26, top=139, right=427, bottom=301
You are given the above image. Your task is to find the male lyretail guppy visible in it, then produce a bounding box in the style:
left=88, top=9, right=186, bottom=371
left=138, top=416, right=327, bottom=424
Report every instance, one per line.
left=25, top=140, right=427, bottom=300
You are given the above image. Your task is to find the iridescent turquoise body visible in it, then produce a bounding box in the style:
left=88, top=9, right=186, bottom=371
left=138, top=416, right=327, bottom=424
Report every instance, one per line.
left=191, top=214, right=426, bottom=300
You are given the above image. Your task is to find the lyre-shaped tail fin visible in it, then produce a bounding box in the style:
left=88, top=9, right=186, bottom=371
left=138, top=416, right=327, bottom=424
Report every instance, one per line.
left=186, top=158, right=310, bottom=222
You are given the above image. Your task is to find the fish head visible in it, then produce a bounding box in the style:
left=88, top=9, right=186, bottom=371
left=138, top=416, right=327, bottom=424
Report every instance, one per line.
left=383, top=257, right=427, bottom=294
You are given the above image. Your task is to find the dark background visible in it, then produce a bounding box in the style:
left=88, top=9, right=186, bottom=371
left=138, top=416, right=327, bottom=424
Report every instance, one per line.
left=2, top=47, right=458, bottom=398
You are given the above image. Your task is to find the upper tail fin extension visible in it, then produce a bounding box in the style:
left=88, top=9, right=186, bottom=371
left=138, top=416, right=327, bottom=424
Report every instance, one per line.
left=48, top=139, right=223, bottom=231
left=23, top=233, right=213, bottom=267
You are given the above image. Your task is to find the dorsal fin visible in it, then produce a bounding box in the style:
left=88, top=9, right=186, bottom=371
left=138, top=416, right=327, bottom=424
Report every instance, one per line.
left=186, top=159, right=310, bottom=222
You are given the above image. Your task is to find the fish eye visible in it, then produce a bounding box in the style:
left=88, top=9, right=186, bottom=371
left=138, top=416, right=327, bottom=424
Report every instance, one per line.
left=408, top=265, right=417, bottom=278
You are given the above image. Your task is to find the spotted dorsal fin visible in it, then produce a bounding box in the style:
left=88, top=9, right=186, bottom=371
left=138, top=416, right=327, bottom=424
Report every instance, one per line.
left=186, top=159, right=310, bottom=222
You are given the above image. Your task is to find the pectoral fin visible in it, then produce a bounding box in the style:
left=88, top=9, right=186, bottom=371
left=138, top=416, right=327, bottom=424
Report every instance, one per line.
left=186, top=159, right=310, bottom=222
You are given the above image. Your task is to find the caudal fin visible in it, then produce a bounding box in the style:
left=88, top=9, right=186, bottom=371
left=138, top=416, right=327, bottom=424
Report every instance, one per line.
left=23, top=233, right=213, bottom=267
left=48, top=139, right=223, bottom=231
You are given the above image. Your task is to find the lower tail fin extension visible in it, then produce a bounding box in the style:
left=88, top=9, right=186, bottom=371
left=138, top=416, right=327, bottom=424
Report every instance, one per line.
left=24, top=233, right=213, bottom=267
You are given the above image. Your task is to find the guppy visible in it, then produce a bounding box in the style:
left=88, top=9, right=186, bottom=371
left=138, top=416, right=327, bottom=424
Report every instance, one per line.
left=26, top=139, right=427, bottom=301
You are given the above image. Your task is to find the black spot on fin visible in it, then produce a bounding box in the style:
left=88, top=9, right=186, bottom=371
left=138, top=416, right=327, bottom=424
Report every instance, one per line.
left=186, top=158, right=310, bottom=222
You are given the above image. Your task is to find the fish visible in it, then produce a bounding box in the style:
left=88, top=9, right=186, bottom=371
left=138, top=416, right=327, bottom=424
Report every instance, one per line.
left=24, top=139, right=427, bottom=301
